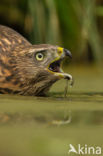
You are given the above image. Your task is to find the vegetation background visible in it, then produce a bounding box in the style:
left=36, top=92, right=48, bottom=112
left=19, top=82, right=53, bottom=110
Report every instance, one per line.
left=0, top=1, right=103, bottom=156
left=0, top=0, right=103, bottom=64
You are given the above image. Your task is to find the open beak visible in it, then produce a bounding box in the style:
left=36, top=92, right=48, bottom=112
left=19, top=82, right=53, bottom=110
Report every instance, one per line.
left=48, top=48, right=73, bottom=83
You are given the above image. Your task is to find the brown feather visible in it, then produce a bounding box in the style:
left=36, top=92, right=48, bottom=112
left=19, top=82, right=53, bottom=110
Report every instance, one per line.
left=0, top=25, right=58, bottom=95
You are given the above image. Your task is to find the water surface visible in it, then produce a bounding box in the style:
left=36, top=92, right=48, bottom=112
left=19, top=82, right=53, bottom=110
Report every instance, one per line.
left=0, top=66, right=103, bottom=156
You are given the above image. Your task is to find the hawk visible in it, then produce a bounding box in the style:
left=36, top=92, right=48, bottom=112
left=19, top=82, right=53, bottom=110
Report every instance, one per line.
left=0, top=25, right=72, bottom=96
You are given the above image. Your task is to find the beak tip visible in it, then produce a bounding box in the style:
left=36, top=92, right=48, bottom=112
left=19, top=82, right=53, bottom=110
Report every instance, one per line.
left=64, top=49, right=72, bottom=58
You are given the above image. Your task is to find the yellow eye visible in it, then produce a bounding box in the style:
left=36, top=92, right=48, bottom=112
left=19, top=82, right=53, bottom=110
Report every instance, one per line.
left=36, top=53, right=44, bottom=61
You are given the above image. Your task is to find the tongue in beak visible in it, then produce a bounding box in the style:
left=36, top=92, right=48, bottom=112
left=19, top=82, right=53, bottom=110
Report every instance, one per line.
left=48, top=47, right=73, bottom=84
left=48, top=59, right=62, bottom=73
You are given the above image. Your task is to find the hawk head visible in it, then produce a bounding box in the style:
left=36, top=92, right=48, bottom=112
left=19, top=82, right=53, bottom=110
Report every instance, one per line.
left=0, top=43, right=72, bottom=96
left=13, top=44, right=72, bottom=95
left=0, top=26, right=73, bottom=96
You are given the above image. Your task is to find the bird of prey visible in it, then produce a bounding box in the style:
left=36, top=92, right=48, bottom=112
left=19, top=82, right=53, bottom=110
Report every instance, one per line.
left=0, top=25, right=72, bottom=96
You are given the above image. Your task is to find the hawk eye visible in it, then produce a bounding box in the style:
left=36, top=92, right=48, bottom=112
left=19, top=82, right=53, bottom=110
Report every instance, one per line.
left=36, top=52, right=44, bottom=61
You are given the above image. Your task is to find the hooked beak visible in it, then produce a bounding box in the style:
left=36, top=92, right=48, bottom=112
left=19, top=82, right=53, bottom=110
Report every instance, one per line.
left=47, top=47, right=73, bottom=84
left=64, top=48, right=72, bottom=58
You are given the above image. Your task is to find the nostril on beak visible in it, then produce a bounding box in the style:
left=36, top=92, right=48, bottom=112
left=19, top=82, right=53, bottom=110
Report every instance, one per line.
left=64, top=49, right=72, bottom=58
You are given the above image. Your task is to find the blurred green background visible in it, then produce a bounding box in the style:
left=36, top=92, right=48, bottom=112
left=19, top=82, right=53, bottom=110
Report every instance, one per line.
left=0, top=0, right=103, bottom=64
left=0, top=1, right=103, bottom=156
